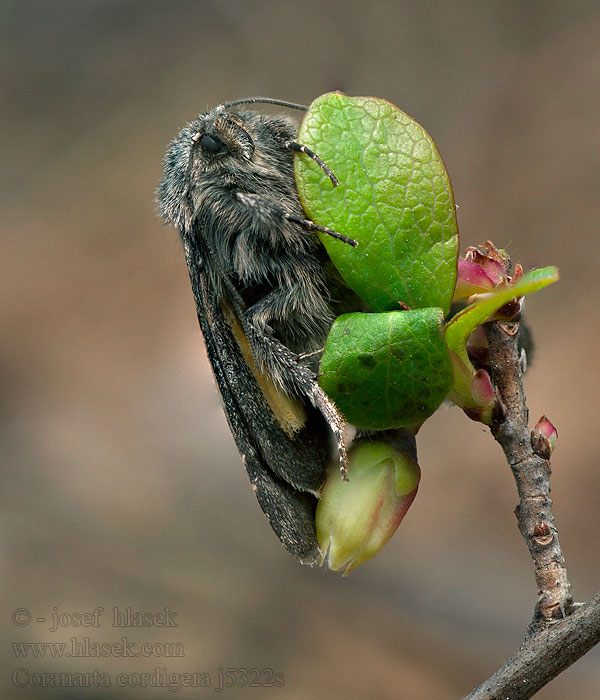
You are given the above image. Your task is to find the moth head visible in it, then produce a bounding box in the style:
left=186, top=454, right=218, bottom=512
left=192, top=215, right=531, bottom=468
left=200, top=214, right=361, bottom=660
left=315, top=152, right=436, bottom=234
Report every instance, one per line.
left=157, top=98, right=306, bottom=231
left=156, top=108, right=254, bottom=230
left=188, top=97, right=307, bottom=173
left=191, top=108, right=255, bottom=163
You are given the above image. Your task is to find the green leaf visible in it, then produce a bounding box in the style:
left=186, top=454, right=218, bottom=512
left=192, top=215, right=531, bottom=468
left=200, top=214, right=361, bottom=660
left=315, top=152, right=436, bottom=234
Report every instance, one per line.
left=444, top=266, right=559, bottom=421
left=319, top=308, right=453, bottom=430
left=295, top=92, right=459, bottom=314
left=445, top=266, right=559, bottom=371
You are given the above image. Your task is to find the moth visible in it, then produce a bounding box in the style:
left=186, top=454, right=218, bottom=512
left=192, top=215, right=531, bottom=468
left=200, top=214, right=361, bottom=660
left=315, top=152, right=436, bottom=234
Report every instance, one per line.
left=157, top=97, right=360, bottom=564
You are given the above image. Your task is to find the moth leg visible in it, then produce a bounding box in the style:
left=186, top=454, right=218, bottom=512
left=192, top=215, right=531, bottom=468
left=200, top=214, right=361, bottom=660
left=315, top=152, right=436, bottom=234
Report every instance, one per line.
left=297, top=348, right=324, bottom=361
left=242, top=274, right=332, bottom=350
left=308, top=381, right=349, bottom=480
left=226, top=193, right=352, bottom=477
left=240, top=290, right=348, bottom=480
left=234, top=192, right=357, bottom=247
left=285, top=141, right=339, bottom=187
left=241, top=320, right=349, bottom=480
left=285, top=215, right=358, bottom=247
left=208, top=254, right=349, bottom=478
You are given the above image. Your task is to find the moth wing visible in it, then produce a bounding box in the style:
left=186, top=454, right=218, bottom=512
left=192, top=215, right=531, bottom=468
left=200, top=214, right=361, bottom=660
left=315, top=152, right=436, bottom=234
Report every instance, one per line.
left=184, top=242, right=328, bottom=564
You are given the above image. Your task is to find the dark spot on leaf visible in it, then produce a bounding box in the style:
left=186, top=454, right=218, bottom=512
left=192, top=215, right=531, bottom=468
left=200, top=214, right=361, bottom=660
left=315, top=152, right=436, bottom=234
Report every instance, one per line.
left=357, top=354, right=377, bottom=368
left=337, top=381, right=359, bottom=394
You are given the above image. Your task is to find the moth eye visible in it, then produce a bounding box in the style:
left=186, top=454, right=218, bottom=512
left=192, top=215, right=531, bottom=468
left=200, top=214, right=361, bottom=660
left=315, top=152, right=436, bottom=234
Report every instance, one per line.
left=199, top=133, right=227, bottom=154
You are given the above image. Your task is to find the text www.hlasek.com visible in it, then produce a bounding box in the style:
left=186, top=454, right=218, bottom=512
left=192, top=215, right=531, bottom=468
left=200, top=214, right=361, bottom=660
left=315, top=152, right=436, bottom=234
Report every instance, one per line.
left=12, top=637, right=184, bottom=658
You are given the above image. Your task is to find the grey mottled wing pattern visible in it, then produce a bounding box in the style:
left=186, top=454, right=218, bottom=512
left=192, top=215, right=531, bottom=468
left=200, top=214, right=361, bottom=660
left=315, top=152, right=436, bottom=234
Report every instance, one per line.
left=183, top=235, right=328, bottom=564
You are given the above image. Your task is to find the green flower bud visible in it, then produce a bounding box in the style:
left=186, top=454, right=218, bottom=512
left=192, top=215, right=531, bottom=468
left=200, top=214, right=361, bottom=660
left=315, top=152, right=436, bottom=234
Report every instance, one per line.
left=317, top=434, right=420, bottom=575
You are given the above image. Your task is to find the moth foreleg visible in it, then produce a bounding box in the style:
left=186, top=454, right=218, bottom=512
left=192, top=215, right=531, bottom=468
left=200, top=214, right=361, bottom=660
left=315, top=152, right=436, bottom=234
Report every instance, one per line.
left=234, top=192, right=357, bottom=247
left=284, top=141, right=339, bottom=187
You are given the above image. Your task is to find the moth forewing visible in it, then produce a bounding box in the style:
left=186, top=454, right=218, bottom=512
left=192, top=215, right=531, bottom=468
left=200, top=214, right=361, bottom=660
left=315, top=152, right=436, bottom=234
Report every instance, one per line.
left=183, top=238, right=327, bottom=562
left=158, top=100, right=357, bottom=563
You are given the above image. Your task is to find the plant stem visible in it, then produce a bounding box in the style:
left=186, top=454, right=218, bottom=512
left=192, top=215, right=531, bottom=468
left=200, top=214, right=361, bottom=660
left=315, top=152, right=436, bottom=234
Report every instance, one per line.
left=462, top=318, right=600, bottom=699
left=485, top=319, right=571, bottom=620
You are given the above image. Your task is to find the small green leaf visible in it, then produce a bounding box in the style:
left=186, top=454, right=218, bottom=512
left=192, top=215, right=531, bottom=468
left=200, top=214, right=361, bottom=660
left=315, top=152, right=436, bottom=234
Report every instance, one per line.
left=445, top=266, right=559, bottom=370
left=295, top=92, right=459, bottom=313
left=445, top=266, right=559, bottom=421
left=319, top=308, right=453, bottom=430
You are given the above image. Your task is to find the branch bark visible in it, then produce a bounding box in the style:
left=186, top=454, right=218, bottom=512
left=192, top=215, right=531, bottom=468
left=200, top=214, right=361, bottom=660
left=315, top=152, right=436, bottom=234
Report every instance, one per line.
left=485, top=319, right=571, bottom=620
left=464, top=591, right=600, bottom=700
left=461, top=317, right=600, bottom=699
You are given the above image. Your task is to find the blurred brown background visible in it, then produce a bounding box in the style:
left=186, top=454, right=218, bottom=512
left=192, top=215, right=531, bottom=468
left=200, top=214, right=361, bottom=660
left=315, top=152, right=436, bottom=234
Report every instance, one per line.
left=2, top=1, right=599, bottom=698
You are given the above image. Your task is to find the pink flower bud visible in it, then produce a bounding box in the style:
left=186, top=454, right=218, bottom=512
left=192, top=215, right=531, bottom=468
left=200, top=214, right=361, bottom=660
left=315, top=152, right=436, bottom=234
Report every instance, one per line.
left=453, top=242, right=515, bottom=302
left=454, top=258, right=496, bottom=299
left=531, top=415, right=558, bottom=458
left=471, top=369, right=495, bottom=407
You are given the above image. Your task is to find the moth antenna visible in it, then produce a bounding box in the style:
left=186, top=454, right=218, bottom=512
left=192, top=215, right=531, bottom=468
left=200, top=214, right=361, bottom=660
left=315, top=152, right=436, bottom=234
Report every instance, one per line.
left=222, top=97, right=308, bottom=111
